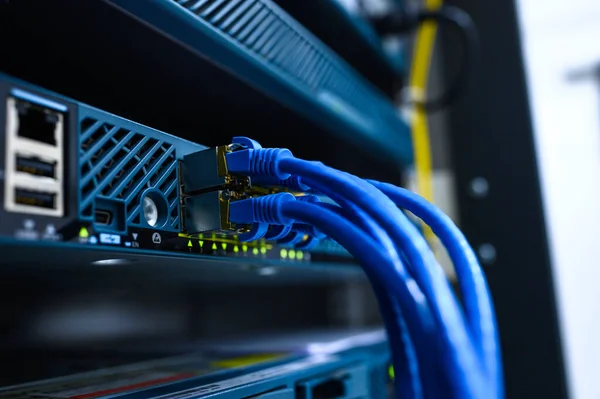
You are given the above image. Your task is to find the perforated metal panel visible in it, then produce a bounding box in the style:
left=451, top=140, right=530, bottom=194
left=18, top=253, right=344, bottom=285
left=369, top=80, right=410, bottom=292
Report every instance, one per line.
left=78, top=109, right=181, bottom=232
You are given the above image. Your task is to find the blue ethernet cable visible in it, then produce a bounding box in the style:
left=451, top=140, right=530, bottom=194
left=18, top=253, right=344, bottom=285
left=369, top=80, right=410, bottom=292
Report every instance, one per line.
left=303, top=183, right=431, bottom=397
left=230, top=194, right=441, bottom=397
left=369, top=180, right=503, bottom=399
left=310, top=174, right=499, bottom=398
left=231, top=193, right=479, bottom=399
left=315, top=202, right=425, bottom=399
left=308, top=181, right=445, bottom=398
left=251, top=175, right=310, bottom=191
left=277, top=160, right=487, bottom=397
left=278, top=201, right=449, bottom=398
left=226, top=143, right=491, bottom=398
left=377, top=294, right=424, bottom=399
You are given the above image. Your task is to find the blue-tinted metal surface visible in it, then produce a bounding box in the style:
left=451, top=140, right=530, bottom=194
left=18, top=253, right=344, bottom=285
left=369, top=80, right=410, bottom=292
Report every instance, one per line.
left=0, top=330, right=390, bottom=398
left=78, top=106, right=196, bottom=233
left=273, top=0, right=406, bottom=97
left=103, top=0, right=413, bottom=166
left=0, top=238, right=365, bottom=285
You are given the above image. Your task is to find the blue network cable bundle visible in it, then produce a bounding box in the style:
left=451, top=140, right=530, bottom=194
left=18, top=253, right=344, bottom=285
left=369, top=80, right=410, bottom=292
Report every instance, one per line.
left=194, top=140, right=504, bottom=399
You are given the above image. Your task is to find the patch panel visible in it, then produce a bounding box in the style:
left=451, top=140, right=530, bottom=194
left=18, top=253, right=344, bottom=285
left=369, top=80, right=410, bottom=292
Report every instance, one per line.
left=0, top=73, right=354, bottom=267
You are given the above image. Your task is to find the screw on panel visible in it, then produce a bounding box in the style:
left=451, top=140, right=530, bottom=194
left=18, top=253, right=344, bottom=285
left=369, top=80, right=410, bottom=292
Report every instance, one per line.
left=478, top=243, right=497, bottom=265
left=469, top=177, right=489, bottom=198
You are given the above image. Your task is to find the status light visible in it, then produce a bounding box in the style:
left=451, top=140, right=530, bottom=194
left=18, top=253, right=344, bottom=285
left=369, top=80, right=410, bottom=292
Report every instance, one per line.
left=79, top=227, right=89, bottom=238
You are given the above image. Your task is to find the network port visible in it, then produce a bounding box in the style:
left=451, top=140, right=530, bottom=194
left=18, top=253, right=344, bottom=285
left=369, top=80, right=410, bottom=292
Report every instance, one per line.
left=4, top=92, right=66, bottom=217
left=94, top=209, right=113, bottom=225
left=15, top=155, right=57, bottom=179
left=14, top=188, right=57, bottom=210
left=15, top=99, right=59, bottom=146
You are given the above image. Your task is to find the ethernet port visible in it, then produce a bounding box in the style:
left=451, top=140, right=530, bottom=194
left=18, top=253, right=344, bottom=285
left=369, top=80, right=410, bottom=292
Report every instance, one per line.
left=15, top=99, right=59, bottom=146
left=297, top=377, right=348, bottom=399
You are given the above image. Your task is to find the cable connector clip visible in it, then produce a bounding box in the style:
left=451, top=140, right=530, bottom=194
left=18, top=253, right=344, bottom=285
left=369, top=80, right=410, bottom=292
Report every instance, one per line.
left=229, top=192, right=296, bottom=241
left=226, top=137, right=292, bottom=179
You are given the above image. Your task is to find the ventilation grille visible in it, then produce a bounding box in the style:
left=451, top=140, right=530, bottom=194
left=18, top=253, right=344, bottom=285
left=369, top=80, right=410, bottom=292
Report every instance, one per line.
left=173, top=0, right=386, bottom=115
left=79, top=116, right=180, bottom=231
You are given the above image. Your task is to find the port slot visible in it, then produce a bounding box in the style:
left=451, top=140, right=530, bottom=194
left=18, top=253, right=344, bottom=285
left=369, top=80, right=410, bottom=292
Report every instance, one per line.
left=311, top=380, right=346, bottom=399
left=15, top=99, right=59, bottom=146
left=14, top=188, right=57, bottom=210
left=4, top=94, right=65, bottom=217
left=15, top=154, right=57, bottom=179
left=297, top=378, right=347, bottom=399
left=94, top=209, right=113, bottom=225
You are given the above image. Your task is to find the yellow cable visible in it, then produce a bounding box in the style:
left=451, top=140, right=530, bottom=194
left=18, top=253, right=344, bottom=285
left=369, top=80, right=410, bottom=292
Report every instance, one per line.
left=409, top=0, right=442, bottom=245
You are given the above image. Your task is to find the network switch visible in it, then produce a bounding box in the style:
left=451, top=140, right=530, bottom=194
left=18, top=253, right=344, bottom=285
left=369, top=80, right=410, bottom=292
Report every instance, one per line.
left=0, top=74, right=354, bottom=268
left=100, top=0, right=413, bottom=165
left=0, top=330, right=390, bottom=399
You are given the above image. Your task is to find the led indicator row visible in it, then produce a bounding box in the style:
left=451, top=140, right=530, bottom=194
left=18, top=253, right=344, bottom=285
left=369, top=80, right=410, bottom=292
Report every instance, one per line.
left=80, top=227, right=307, bottom=261
left=279, top=248, right=304, bottom=260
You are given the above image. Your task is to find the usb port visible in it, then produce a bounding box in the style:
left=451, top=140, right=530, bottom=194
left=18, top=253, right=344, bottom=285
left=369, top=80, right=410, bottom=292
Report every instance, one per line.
left=14, top=188, right=57, bottom=210
left=95, top=209, right=112, bottom=225
left=15, top=155, right=57, bottom=179
left=15, top=99, right=59, bottom=146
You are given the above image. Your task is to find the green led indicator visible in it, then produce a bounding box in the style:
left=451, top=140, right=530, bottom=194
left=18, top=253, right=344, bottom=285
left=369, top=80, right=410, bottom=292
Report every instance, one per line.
left=233, top=245, right=239, bottom=253
left=253, top=247, right=259, bottom=255
left=260, top=247, right=267, bottom=255
left=212, top=233, right=217, bottom=239
left=242, top=244, right=248, bottom=252
left=221, top=243, right=227, bottom=251
left=79, top=227, right=89, bottom=238
left=187, top=240, right=193, bottom=247
left=212, top=243, right=217, bottom=250
left=280, top=249, right=288, bottom=259
left=297, top=251, right=304, bottom=260
left=388, top=365, right=395, bottom=380
left=198, top=234, right=204, bottom=239
left=288, top=250, right=296, bottom=260
left=199, top=240, right=204, bottom=247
